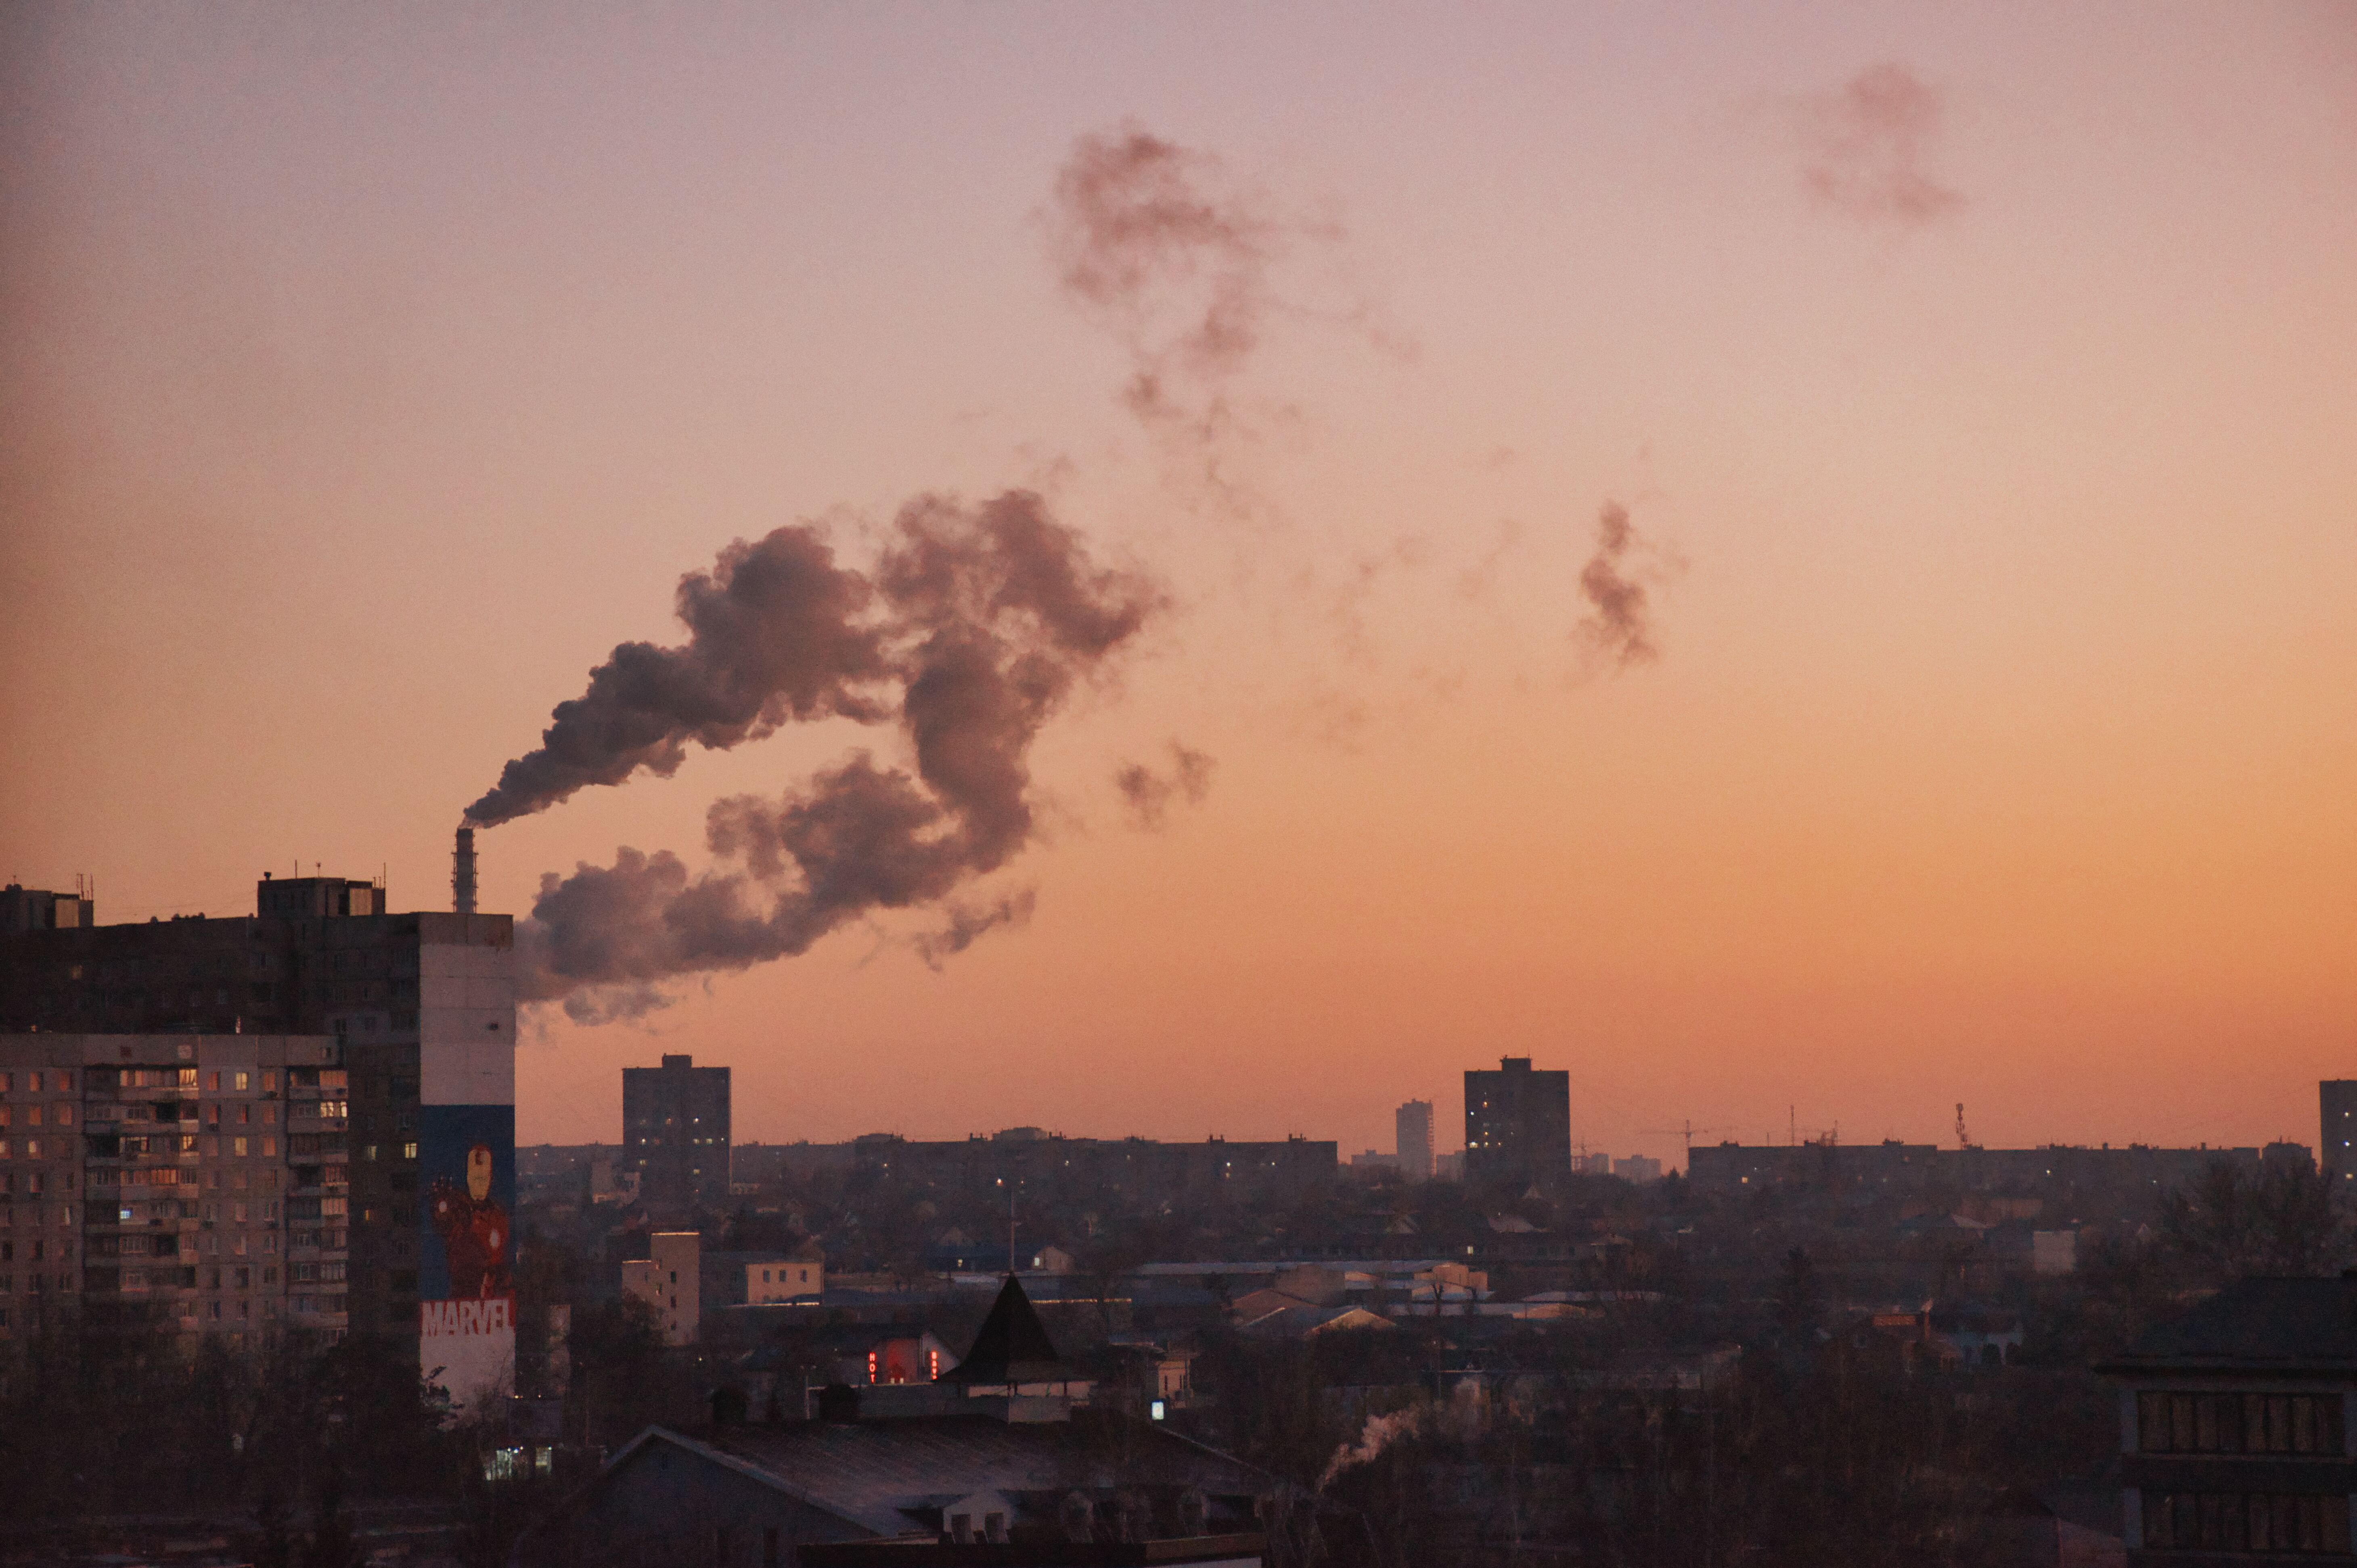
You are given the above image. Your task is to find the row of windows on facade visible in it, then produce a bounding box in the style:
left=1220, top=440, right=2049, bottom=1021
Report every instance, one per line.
left=2, top=1241, right=356, bottom=1290
left=0, top=1293, right=341, bottom=1323
left=0, top=1135, right=285, bottom=1161
left=0, top=1067, right=349, bottom=1094
left=0, top=1132, right=394, bottom=1165
left=2137, top=1392, right=2345, bottom=1456
left=2142, top=1491, right=2351, bottom=1554
left=27, top=980, right=420, bottom=1009
left=3, top=1217, right=340, bottom=1257
left=30, top=946, right=421, bottom=980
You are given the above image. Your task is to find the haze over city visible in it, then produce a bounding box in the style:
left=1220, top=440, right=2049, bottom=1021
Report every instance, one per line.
left=6, top=2, right=2354, bottom=1168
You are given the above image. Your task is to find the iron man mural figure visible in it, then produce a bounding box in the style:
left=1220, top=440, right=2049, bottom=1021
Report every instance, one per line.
left=429, top=1142, right=512, bottom=1298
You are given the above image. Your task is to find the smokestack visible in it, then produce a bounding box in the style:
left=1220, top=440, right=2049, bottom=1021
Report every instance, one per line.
left=453, top=827, right=477, bottom=915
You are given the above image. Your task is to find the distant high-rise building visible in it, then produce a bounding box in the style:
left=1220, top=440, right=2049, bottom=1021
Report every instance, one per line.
left=1614, top=1154, right=1663, bottom=1184
left=2324, top=1082, right=2357, bottom=1187
left=622, top=1054, right=731, bottom=1208
left=1395, top=1099, right=1434, bottom=1181
left=1463, top=1057, right=1572, bottom=1188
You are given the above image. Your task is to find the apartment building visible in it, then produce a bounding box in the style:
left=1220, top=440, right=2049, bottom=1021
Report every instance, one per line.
left=622, top=1054, right=732, bottom=1209
left=1463, top=1057, right=1572, bottom=1188
left=0, top=847, right=516, bottom=1409
left=0, top=1032, right=344, bottom=1344
left=1396, top=1099, right=1435, bottom=1182
left=622, top=1231, right=701, bottom=1346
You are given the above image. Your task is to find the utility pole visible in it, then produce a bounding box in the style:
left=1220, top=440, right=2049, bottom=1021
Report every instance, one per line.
left=997, top=1177, right=1019, bottom=1275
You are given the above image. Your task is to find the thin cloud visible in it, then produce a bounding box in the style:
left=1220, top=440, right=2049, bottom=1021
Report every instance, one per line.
left=1794, top=63, right=1966, bottom=229
left=1114, top=741, right=1217, bottom=830
left=1575, top=501, right=1662, bottom=669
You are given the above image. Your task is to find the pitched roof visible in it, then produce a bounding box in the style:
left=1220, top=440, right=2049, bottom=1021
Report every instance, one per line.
left=940, top=1275, right=1066, bottom=1385
left=2099, top=1278, right=2357, bottom=1375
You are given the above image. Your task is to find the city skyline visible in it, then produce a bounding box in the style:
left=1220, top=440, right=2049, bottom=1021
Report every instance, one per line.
left=6, top=4, right=2353, bottom=1170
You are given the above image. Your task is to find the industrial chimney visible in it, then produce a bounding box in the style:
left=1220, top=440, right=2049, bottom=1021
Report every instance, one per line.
left=453, top=826, right=478, bottom=915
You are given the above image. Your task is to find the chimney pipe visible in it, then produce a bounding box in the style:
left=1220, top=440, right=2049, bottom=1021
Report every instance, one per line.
left=453, top=827, right=477, bottom=915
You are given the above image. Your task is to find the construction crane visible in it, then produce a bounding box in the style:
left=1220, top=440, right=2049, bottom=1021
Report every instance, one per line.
left=1644, top=1120, right=1732, bottom=1154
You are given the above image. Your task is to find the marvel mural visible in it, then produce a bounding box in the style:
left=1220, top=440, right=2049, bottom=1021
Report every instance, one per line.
left=418, top=1103, right=516, bottom=1408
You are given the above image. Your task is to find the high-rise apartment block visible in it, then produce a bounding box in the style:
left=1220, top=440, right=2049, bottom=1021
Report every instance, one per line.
left=0, top=850, right=516, bottom=1409
left=2324, top=1082, right=2357, bottom=1187
left=1, top=1034, right=346, bottom=1342
left=1463, top=1057, right=1572, bottom=1188
left=622, top=1054, right=731, bottom=1208
left=1395, top=1099, right=1434, bottom=1181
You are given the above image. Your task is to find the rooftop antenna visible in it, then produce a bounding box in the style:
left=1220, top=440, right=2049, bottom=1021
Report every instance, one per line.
left=453, top=827, right=478, bottom=915
left=1955, top=1102, right=1970, bottom=1149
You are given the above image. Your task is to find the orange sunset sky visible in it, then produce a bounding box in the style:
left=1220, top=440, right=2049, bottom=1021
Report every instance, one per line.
left=4, top=4, right=2354, bottom=1167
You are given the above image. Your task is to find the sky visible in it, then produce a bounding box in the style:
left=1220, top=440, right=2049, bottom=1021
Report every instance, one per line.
left=4, top=3, right=2354, bottom=1166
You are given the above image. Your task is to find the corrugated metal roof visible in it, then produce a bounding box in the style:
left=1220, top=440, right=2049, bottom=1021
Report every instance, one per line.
left=624, top=1415, right=1269, bottom=1537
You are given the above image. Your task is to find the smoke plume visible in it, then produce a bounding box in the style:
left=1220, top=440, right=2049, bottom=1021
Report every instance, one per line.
left=1049, top=124, right=1278, bottom=445
left=465, top=527, right=889, bottom=827
left=1576, top=502, right=1658, bottom=668
left=488, top=490, right=1161, bottom=1019
left=912, top=890, right=1038, bottom=971
left=1319, top=1407, right=1426, bottom=1491
left=1113, top=741, right=1216, bottom=829
left=1794, top=63, right=1966, bottom=229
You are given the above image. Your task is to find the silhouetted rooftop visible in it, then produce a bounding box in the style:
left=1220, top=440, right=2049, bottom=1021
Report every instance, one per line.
left=2100, top=1278, right=2357, bottom=1375
left=940, top=1275, right=1065, bottom=1386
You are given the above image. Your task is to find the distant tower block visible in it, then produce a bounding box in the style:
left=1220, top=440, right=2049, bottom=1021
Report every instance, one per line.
left=453, top=826, right=478, bottom=915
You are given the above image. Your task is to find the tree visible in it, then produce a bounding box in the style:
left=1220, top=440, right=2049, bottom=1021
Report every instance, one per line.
left=2160, top=1159, right=2345, bottom=1283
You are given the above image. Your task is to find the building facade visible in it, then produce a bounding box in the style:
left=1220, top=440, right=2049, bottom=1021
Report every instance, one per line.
left=621, top=1230, right=701, bottom=1346
left=0, top=1033, right=350, bottom=1344
left=1463, top=1057, right=1572, bottom=1188
left=0, top=860, right=516, bottom=1407
left=1396, top=1099, right=1434, bottom=1181
left=745, top=1255, right=823, bottom=1305
left=622, top=1054, right=732, bottom=1209
left=2100, top=1277, right=2357, bottom=1560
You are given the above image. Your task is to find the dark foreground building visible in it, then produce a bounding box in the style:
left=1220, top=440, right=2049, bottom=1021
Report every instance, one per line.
left=0, top=842, right=517, bottom=1410
left=1463, top=1057, right=1571, bottom=1189
left=2323, top=1081, right=2357, bottom=1189
left=2100, top=1277, right=2357, bottom=1560
left=522, top=1277, right=1274, bottom=1566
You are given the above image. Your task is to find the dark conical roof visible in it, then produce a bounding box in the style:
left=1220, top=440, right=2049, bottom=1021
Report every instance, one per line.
left=941, top=1274, right=1065, bottom=1385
